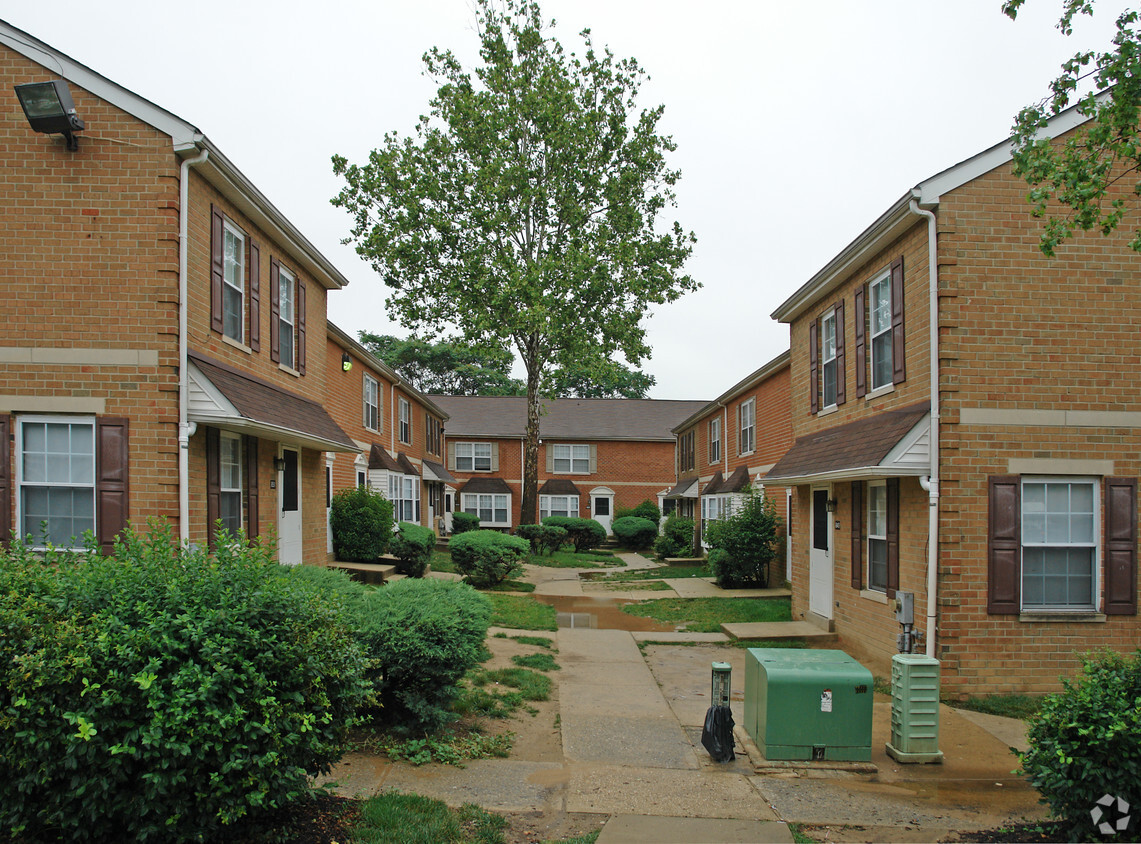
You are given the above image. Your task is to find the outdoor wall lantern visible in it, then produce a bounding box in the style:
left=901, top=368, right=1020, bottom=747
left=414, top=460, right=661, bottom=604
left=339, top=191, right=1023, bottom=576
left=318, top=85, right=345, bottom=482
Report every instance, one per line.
left=14, top=80, right=86, bottom=151
left=825, top=497, right=838, bottom=513
left=341, top=352, right=352, bottom=372
left=273, top=457, right=287, bottom=472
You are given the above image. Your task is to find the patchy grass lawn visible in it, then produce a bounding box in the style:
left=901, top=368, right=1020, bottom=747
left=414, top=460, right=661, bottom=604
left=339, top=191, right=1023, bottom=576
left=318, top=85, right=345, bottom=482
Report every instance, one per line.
left=352, top=791, right=507, bottom=844
left=622, top=596, right=791, bottom=632
left=431, top=549, right=457, bottom=573
left=584, top=564, right=709, bottom=581
left=525, top=548, right=620, bottom=569
left=598, top=580, right=671, bottom=592
left=486, top=594, right=558, bottom=631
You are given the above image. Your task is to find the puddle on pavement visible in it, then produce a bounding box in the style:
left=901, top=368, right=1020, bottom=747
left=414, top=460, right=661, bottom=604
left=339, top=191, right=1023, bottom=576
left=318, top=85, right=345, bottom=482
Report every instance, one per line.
left=536, top=594, right=674, bottom=632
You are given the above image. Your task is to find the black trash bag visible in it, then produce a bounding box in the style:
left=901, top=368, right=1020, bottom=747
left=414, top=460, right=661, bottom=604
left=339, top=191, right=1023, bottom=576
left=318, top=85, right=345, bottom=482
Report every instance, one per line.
left=701, top=704, right=735, bottom=762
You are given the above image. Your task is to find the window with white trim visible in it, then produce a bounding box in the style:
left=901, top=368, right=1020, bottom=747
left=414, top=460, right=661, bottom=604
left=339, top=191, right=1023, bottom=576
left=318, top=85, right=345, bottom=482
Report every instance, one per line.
left=17, top=416, right=95, bottom=548
left=222, top=219, right=245, bottom=342
left=278, top=266, right=296, bottom=370
left=822, top=309, right=838, bottom=409
left=1021, top=478, right=1097, bottom=610
left=219, top=432, right=243, bottom=536
left=709, top=418, right=721, bottom=464
left=389, top=473, right=420, bottom=523
left=738, top=398, right=755, bottom=455
left=399, top=397, right=412, bottom=444
left=463, top=493, right=510, bottom=526
left=553, top=444, right=590, bottom=474
left=455, top=442, right=492, bottom=472
left=867, top=482, right=887, bottom=592
left=540, top=495, right=579, bottom=519
left=363, top=374, right=380, bottom=431
left=700, top=494, right=740, bottom=545
left=869, top=271, right=893, bottom=390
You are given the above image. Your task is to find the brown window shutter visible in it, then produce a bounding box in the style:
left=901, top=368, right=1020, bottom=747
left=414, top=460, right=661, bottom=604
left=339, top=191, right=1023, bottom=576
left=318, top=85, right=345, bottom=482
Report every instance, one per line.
left=589, top=444, right=597, bottom=474
left=95, top=417, right=129, bottom=555
left=210, top=205, right=225, bottom=334
left=206, top=427, right=221, bottom=549
left=0, top=414, right=9, bottom=546
left=248, top=240, right=260, bottom=352
left=987, top=475, right=1021, bottom=614
left=245, top=435, right=259, bottom=540
left=835, top=300, right=846, bottom=406
left=1104, top=477, right=1137, bottom=615
left=269, top=258, right=281, bottom=363
left=854, top=285, right=867, bottom=398
left=851, top=481, right=864, bottom=589
left=447, top=441, right=456, bottom=471
left=809, top=318, right=819, bottom=414
left=886, top=477, right=899, bottom=598
left=891, top=256, right=906, bottom=384
left=297, top=281, right=307, bottom=375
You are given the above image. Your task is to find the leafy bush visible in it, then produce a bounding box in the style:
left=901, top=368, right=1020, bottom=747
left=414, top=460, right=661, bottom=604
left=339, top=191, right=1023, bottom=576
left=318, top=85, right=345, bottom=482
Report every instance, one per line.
left=451, top=511, right=480, bottom=535
left=357, top=578, right=492, bottom=732
left=1020, top=650, right=1141, bottom=841
left=0, top=524, right=368, bottom=843
left=705, top=487, right=782, bottom=588
left=330, top=486, right=394, bottom=562
left=616, top=500, right=662, bottom=524
left=389, top=521, right=435, bottom=577
left=543, top=516, right=606, bottom=553
left=611, top=516, right=658, bottom=550
left=450, top=530, right=531, bottom=588
left=516, top=523, right=567, bottom=556
left=654, top=515, right=697, bottom=559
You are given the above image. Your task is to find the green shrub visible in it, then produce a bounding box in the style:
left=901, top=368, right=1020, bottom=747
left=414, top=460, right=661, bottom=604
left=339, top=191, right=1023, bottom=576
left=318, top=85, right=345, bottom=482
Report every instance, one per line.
left=654, top=515, right=696, bottom=559
left=705, top=487, right=782, bottom=588
left=516, top=524, right=567, bottom=556
left=0, top=524, right=368, bottom=843
left=451, top=511, right=480, bottom=535
left=389, top=521, right=435, bottom=577
left=1020, top=650, right=1141, bottom=841
left=611, top=516, right=658, bottom=550
left=330, top=486, right=394, bottom=562
left=450, top=530, right=530, bottom=588
left=515, top=524, right=545, bottom=554
left=614, top=500, right=661, bottom=524
left=543, top=516, right=606, bottom=552
left=356, top=578, right=492, bottom=733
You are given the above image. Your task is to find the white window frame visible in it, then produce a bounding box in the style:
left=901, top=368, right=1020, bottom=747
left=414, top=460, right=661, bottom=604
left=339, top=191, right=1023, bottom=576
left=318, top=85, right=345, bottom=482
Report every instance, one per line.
left=388, top=473, right=420, bottom=524
left=219, top=431, right=243, bottom=537
left=222, top=218, right=245, bottom=343
left=1020, top=476, right=1099, bottom=612
left=455, top=442, right=493, bottom=472
left=553, top=444, right=590, bottom=474
left=867, top=481, right=888, bottom=593
left=16, top=415, right=96, bottom=550
left=398, top=397, right=412, bottom=445
left=363, top=374, right=380, bottom=432
left=821, top=309, right=838, bottom=409
left=278, top=265, right=296, bottom=370
left=738, top=398, right=755, bottom=455
left=700, top=493, right=741, bottom=547
left=709, top=418, right=721, bottom=464
left=462, top=493, right=510, bottom=527
left=869, top=271, right=893, bottom=391
left=540, top=494, right=579, bottom=519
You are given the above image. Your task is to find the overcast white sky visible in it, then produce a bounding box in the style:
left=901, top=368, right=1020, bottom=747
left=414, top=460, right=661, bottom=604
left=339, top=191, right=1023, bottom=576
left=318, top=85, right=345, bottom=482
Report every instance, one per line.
left=4, top=1, right=1128, bottom=398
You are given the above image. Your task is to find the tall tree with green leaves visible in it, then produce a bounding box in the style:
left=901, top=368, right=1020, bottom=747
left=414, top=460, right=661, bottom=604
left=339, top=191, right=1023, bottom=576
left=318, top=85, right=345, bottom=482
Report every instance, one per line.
left=332, top=0, right=697, bottom=523
left=547, top=358, right=656, bottom=399
left=1004, top=0, right=1141, bottom=255
left=358, top=332, right=524, bottom=396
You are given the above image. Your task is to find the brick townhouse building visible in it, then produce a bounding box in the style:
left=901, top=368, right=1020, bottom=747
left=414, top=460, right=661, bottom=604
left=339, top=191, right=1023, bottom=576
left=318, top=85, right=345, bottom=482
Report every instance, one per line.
left=324, top=323, right=453, bottom=549
left=0, top=20, right=359, bottom=562
left=432, top=395, right=705, bottom=534
left=666, top=352, right=792, bottom=565
left=764, top=104, right=1141, bottom=695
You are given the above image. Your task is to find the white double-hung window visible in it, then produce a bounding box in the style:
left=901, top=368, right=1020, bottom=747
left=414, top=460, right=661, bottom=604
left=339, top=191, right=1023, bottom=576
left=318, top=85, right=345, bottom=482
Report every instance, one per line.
left=1021, top=478, right=1097, bottom=610
left=278, top=266, right=296, bottom=370
left=222, top=220, right=245, bottom=342
left=867, top=482, right=888, bottom=592
left=869, top=271, right=893, bottom=391
left=363, top=374, right=380, bottom=431
left=389, top=473, right=420, bottom=523
left=540, top=495, right=579, bottom=519
left=18, top=416, right=95, bottom=548
left=219, top=432, right=243, bottom=536
left=553, top=444, right=590, bottom=474
left=455, top=442, right=492, bottom=472
left=738, top=398, right=755, bottom=455
left=821, top=310, right=838, bottom=409
left=463, top=493, right=509, bottom=526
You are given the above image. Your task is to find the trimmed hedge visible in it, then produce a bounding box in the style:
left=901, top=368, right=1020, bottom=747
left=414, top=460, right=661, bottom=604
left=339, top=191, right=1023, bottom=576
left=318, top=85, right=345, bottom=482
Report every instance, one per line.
left=450, top=530, right=530, bottom=588
left=0, top=524, right=368, bottom=843
left=451, top=511, right=480, bottom=535
left=516, top=523, right=567, bottom=556
left=542, top=516, right=606, bottom=553
left=616, top=500, right=662, bottom=524
left=389, top=521, right=435, bottom=577
left=611, top=516, right=658, bottom=550
left=330, top=486, right=394, bottom=562
left=654, top=515, right=696, bottom=559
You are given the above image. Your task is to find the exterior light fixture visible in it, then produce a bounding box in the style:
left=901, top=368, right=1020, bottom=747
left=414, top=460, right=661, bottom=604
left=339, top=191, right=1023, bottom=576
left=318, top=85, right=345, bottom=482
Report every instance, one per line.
left=826, top=497, right=838, bottom=513
left=341, top=352, right=352, bottom=372
left=14, top=80, right=86, bottom=151
left=273, top=456, right=287, bottom=472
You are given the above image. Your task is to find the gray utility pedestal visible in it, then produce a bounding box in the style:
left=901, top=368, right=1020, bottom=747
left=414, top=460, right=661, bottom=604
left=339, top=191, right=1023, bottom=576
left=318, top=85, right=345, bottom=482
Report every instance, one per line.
left=885, top=653, right=944, bottom=764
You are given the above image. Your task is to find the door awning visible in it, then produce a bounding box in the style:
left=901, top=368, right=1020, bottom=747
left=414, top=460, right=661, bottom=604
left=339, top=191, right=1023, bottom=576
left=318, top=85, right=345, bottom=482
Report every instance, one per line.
left=422, top=459, right=456, bottom=484
left=663, top=478, right=699, bottom=499
left=538, top=478, right=581, bottom=496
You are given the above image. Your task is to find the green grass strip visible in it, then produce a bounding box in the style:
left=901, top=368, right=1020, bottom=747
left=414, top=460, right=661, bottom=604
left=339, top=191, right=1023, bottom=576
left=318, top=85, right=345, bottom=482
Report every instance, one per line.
left=621, top=596, right=791, bottom=632
left=486, top=594, right=557, bottom=631
left=353, top=791, right=507, bottom=844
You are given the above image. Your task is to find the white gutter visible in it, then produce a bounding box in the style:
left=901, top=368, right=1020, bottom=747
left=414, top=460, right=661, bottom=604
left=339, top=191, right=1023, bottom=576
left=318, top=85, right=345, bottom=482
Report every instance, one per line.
left=178, top=149, right=209, bottom=545
left=909, top=194, right=939, bottom=659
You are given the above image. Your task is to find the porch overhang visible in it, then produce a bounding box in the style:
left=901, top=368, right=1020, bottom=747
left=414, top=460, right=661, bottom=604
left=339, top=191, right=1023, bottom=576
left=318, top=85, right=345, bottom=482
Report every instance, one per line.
left=422, top=459, right=456, bottom=484
left=663, top=478, right=699, bottom=499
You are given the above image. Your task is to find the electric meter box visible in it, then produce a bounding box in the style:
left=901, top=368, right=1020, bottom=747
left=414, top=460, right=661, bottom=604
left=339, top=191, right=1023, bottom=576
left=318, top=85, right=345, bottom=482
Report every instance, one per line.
left=744, top=648, right=874, bottom=761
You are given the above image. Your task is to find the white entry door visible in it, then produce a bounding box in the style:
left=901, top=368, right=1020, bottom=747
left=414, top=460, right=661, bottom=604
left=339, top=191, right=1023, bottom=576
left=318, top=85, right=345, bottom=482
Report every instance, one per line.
left=591, top=487, right=614, bottom=535
left=809, top=487, right=833, bottom=619
left=278, top=447, right=303, bottom=564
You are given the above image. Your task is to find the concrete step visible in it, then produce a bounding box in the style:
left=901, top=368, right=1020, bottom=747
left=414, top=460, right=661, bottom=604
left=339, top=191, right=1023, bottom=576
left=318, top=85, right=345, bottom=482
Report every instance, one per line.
left=719, top=620, right=838, bottom=645
left=327, top=561, right=397, bottom=585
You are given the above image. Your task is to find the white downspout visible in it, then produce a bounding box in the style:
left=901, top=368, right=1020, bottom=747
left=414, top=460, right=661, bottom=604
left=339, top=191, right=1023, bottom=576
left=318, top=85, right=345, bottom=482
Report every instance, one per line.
left=178, top=149, right=209, bottom=546
left=909, top=194, right=939, bottom=659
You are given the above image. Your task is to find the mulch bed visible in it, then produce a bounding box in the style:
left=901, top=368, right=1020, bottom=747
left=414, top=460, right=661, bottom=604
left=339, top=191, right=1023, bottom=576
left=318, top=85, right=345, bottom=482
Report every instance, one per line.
left=946, top=821, right=1071, bottom=843
left=228, top=793, right=360, bottom=844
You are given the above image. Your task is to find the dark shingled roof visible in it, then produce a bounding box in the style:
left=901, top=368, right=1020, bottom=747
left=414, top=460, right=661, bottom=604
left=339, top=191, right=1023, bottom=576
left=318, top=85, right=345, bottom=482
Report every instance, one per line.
left=721, top=465, right=751, bottom=494
left=396, top=453, right=420, bottom=476
left=664, top=478, right=699, bottom=499
left=368, top=444, right=402, bottom=471
left=431, top=396, right=708, bottom=441
left=538, top=479, right=581, bottom=496
left=702, top=471, right=725, bottom=496
left=765, top=402, right=930, bottom=481
left=460, top=477, right=513, bottom=495
left=189, top=352, right=355, bottom=450
left=423, top=459, right=456, bottom=484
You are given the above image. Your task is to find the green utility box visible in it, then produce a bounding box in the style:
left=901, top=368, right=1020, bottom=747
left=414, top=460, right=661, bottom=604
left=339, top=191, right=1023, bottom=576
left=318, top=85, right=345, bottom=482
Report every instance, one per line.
left=885, top=654, right=943, bottom=764
left=744, top=648, right=874, bottom=761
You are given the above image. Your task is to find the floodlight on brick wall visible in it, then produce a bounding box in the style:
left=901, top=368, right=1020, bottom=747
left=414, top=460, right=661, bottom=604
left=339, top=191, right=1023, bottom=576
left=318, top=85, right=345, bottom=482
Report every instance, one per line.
left=14, top=80, right=85, bottom=151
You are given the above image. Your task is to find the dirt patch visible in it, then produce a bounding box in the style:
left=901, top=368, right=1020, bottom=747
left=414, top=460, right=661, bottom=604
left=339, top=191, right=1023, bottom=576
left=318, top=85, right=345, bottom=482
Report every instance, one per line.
left=500, top=810, right=606, bottom=844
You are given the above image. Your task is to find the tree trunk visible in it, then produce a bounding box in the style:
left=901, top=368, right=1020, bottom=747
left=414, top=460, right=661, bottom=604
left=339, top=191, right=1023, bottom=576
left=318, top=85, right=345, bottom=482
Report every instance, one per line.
left=521, top=360, right=541, bottom=525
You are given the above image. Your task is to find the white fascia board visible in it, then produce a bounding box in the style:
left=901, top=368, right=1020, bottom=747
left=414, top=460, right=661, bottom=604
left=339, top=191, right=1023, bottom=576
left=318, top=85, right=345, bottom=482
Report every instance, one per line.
left=763, top=464, right=928, bottom=486
left=188, top=412, right=360, bottom=454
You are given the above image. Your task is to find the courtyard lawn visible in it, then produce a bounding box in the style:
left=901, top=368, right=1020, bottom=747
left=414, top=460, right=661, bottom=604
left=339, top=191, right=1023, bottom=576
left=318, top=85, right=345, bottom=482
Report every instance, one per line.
left=486, top=594, right=558, bottom=631
left=583, top=564, right=710, bottom=581
left=622, top=596, right=791, bottom=632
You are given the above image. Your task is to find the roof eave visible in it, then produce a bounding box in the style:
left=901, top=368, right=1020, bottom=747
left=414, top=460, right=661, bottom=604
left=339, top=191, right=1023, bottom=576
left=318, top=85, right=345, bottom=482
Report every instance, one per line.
left=762, top=465, right=928, bottom=486
left=187, top=412, right=359, bottom=454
